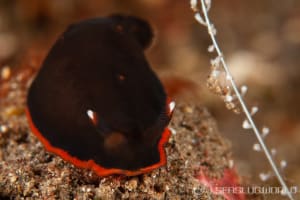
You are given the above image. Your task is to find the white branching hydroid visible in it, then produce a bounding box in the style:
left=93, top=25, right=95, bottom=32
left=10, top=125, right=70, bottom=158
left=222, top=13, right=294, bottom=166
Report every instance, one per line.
left=190, top=0, right=294, bottom=199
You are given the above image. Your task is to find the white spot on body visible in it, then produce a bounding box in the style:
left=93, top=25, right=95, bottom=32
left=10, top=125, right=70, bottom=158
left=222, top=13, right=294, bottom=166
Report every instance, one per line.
left=169, top=101, right=176, bottom=113
left=87, top=109, right=98, bottom=126
left=118, top=74, right=125, bottom=81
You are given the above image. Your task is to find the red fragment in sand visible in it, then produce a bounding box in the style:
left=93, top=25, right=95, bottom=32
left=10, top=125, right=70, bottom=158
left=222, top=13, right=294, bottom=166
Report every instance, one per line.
left=197, top=168, right=245, bottom=200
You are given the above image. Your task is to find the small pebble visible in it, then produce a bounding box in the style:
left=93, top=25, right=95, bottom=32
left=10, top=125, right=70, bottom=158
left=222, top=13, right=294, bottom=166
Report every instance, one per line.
left=183, top=106, right=193, bottom=114
left=0, top=125, right=8, bottom=133
left=1, top=66, right=11, bottom=80
left=125, top=178, right=138, bottom=191
left=228, top=159, right=234, bottom=168
left=3, top=106, right=24, bottom=117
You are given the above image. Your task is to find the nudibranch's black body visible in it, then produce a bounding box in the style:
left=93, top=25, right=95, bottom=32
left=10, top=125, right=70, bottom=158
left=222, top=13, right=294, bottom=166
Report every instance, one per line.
left=26, top=15, right=174, bottom=176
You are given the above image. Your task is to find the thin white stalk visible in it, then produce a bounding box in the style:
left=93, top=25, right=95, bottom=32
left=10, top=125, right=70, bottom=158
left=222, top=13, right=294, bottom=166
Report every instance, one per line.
left=197, top=0, right=294, bottom=199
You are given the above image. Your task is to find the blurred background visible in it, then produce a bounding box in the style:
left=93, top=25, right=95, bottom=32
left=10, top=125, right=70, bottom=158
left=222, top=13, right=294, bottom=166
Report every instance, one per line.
left=0, top=0, right=299, bottom=194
